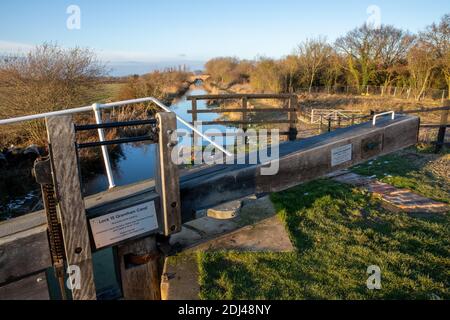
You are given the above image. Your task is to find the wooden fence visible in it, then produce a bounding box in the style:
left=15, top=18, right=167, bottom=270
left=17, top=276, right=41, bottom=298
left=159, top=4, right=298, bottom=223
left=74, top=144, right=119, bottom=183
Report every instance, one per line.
left=186, top=93, right=299, bottom=141
left=296, top=85, right=448, bottom=103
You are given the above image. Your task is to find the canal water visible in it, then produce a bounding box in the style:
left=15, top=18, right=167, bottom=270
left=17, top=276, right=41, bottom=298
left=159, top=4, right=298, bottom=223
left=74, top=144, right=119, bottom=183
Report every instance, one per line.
left=82, top=85, right=236, bottom=195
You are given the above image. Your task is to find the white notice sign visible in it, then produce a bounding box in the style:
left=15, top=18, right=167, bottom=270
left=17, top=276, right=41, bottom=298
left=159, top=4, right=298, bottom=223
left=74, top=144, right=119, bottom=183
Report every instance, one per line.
left=89, top=201, right=158, bottom=249
left=331, top=144, right=352, bottom=167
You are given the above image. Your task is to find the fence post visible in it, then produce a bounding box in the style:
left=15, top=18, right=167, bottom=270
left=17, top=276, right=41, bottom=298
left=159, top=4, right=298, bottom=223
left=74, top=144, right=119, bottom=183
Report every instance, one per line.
left=319, top=114, right=323, bottom=133
left=191, top=98, right=198, bottom=162
left=442, top=90, right=446, bottom=104
left=117, top=236, right=161, bottom=300
left=328, top=117, right=332, bottom=132
left=242, top=97, right=248, bottom=144
left=435, top=99, right=449, bottom=153
left=46, top=115, right=97, bottom=300
left=156, top=112, right=181, bottom=235
left=288, top=95, right=298, bottom=141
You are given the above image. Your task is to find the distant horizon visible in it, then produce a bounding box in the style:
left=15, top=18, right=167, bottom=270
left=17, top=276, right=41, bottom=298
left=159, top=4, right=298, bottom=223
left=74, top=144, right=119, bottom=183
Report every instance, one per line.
left=105, top=60, right=206, bottom=77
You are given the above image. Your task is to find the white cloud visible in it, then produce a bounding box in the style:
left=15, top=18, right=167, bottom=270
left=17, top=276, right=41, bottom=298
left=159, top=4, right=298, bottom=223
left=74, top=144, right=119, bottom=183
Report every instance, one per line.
left=0, top=40, right=34, bottom=55
left=0, top=40, right=201, bottom=64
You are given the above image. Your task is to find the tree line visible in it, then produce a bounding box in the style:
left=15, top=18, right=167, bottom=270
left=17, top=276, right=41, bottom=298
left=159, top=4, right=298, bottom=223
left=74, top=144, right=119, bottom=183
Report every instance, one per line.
left=205, top=14, right=449, bottom=100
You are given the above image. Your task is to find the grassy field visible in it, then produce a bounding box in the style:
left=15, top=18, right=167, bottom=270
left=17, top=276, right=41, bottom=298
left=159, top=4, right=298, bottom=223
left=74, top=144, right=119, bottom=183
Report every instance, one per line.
left=87, top=82, right=124, bottom=103
left=197, top=149, right=450, bottom=300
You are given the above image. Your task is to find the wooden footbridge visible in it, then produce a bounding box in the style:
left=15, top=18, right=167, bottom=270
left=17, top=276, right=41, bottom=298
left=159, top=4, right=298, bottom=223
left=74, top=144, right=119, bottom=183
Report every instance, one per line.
left=0, top=94, right=432, bottom=300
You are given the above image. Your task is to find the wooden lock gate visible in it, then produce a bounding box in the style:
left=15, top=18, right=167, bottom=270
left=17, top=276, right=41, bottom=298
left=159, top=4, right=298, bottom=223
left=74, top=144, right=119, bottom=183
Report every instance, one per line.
left=36, top=112, right=180, bottom=300
left=0, top=98, right=423, bottom=300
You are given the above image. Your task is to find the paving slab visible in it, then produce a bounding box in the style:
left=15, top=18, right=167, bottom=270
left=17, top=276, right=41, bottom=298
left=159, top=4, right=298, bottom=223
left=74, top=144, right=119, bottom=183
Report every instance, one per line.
left=190, top=215, right=294, bottom=252
left=161, top=253, right=199, bottom=300
left=169, top=195, right=280, bottom=250
left=334, top=173, right=450, bottom=214
left=162, top=196, right=294, bottom=300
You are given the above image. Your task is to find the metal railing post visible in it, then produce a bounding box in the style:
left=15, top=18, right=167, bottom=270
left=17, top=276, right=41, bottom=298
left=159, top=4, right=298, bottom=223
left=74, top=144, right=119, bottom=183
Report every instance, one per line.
left=92, top=103, right=116, bottom=189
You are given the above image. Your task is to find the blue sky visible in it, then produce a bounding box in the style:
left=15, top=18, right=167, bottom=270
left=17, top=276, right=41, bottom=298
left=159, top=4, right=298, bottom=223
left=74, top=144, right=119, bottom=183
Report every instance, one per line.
left=0, top=0, right=448, bottom=74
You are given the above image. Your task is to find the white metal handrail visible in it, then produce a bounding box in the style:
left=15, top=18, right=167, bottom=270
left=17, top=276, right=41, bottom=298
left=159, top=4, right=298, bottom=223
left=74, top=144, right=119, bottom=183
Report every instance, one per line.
left=372, top=111, right=395, bottom=125
left=0, top=97, right=232, bottom=189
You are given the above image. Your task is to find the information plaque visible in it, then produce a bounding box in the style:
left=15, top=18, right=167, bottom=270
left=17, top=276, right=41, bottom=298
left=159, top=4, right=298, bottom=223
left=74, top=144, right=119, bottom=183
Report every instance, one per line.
left=89, top=201, right=159, bottom=249
left=331, top=144, right=353, bottom=167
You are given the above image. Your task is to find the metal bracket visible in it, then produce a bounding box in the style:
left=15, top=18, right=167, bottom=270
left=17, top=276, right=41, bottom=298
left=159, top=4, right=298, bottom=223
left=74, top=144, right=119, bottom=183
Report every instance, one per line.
left=32, top=157, right=53, bottom=185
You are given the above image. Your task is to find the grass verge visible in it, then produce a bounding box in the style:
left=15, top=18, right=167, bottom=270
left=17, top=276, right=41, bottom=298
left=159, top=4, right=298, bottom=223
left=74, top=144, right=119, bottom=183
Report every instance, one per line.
left=198, top=178, right=449, bottom=299
left=351, top=147, right=450, bottom=203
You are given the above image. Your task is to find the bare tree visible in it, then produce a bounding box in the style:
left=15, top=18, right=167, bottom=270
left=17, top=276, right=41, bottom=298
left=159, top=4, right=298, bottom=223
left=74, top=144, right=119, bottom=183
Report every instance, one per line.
left=420, top=14, right=450, bottom=98
left=323, top=51, right=344, bottom=89
left=280, top=55, right=301, bottom=93
left=205, top=57, right=240, bottom=88
left=335, top=24, right=413, bottom=91
left=407, top=40, right=439, bottom=101
left=0, top=43, right=107, bottom=144
left=297, top=37, right=332, bottom=92
left=377, top=26, right=415, bottom=89
left=250, top=58, right=283, bottom=93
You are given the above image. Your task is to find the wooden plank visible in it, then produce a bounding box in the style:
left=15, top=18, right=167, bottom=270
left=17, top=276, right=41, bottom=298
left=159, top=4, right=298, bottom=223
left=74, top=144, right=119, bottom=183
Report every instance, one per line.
left=191, top=98, right=199, bottom=162
left=242, top=97, right=248, bottom=134
left=191, top=98, right=198, bottom=123
left=0, top=210, right=47, bottom=238
left=156, top=112, right=181, bottom=235
left=187, top=108, right=298, bottom=114
left=46, top=115, right=96, bottom=300
left=435, top=100, right=449, bottom=153
left=0, top=272, right=50, bottom=300
left=0, top=224, right=52, bottom=284
left=117, top=236, right=160, bottom=300
left=187, top=93, right=294, bottom=100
